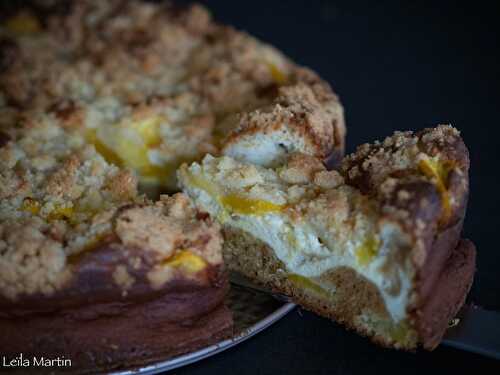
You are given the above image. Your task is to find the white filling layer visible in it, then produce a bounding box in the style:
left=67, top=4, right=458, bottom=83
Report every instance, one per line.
left=183, top=178, right=414, bottom=323
left=223, top=128, right=307, bottom=168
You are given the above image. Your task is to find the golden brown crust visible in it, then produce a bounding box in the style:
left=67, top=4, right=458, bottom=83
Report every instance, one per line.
left=0, top=1, right=345, bottom=188
left=0, top=120, right=223, bottom=301
left=416, top=239, right=475, bottom=349
left=0, top=195, right=223, bottom=303
left=221, top=74, right=345, bottom=166
left=114, top=195, right=222, bottom=266
left=341, top=125, right=469, bottom=269
left=342, top=125, right=468, bottom=228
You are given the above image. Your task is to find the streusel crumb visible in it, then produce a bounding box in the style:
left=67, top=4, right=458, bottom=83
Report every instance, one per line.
left=1, top=0, right=344, bottom=188
left=0, top=117, right=221, bottom=300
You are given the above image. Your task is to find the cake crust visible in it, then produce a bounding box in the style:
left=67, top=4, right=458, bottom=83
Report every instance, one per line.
left=0, top=0, right=345, bottom=189
left=222, top=69, right=345, bottom=167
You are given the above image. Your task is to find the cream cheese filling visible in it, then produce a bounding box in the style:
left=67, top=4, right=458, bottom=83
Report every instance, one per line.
left=180, top=166, right=415, bottom=323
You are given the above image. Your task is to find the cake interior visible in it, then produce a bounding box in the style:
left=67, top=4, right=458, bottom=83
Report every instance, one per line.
left=178, top=154, right=423, bottom=347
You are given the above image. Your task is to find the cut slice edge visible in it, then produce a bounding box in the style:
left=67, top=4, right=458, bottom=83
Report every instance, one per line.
left=223, top=226, right=475, bottom=349
left=177, top=124, right=472, bottom=350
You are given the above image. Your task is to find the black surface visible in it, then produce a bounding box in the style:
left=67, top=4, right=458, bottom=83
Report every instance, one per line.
left=171, top=0, right=500, bottom=373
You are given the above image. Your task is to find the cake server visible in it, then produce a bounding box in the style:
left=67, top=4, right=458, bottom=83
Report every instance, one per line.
left=442, top=304, right=500, bottom=360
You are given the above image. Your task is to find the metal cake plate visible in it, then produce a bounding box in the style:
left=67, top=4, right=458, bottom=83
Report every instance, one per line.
left=110, top=283, right=295, bottom=374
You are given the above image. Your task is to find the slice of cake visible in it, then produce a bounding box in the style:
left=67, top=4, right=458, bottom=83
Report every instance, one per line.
left=0, top=118, right=231, bottom=372
left=178, top=125, right=475, bottom=349
left=0, top=0, right=345, bottom=191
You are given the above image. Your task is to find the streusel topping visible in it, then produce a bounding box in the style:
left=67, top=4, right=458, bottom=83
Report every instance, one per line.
left=0, top=0, right=343, bottom=300
left=180, top=125, right=468, bottom=264
left=1, top=0, right=344, bottom=188
left=0, top=117, right=221, bottom=300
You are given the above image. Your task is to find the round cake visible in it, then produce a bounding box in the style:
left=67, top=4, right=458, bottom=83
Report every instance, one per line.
left=0, top=0, right=344, bottom=372
left=0, top=0, right=475, bottom=373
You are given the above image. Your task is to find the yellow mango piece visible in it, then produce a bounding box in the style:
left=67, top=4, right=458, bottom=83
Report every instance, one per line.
left=5, top=13, right=40, bottom=34
left=221, top=194, right=284, bottom=215
left=266, top=62, right=287, bottom=84
left=21, top=197, right=41, bottom=215
left=133, top=116, right=163, bottom=147
left=20, top=196, right=95, bottom=224
left=184, top=172, right=221, bottom=199
left=418, top=158, right=450, bottom=192
left=288, top=274, right=329, bottom=297
left=355, top=235, right=380, bottom=266
left=183, top=172, right=283, bottom=216
left=47, top=206, right=74, bottom=222
left=140, top=164, right=172, bottom=179
left=87, top=125, right=169, bottom=184
left=388, top=322, right=411, bottom=344
left=94, top=138, right=125, bottom=167
left=86, top=129, right=124, bottom=167
left=120, top=143, right=149, bottom=169
left=373, top=318, right=414, bottom=346
left=163, top=250, right=207, bottom=274
left=418, top=158, right=453, bottom=224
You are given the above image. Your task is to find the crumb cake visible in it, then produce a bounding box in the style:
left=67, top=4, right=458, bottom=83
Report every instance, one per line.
left=0, top=118, right=231, bottom=372
left=0, top=0, right=476, bottom=362
left=0, top=0, right=345, bottom=191
left=179, top=125, right=476, bottom=349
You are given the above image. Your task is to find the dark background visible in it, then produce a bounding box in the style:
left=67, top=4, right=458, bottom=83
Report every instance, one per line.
left=172, top=0, right=500, bottom=374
